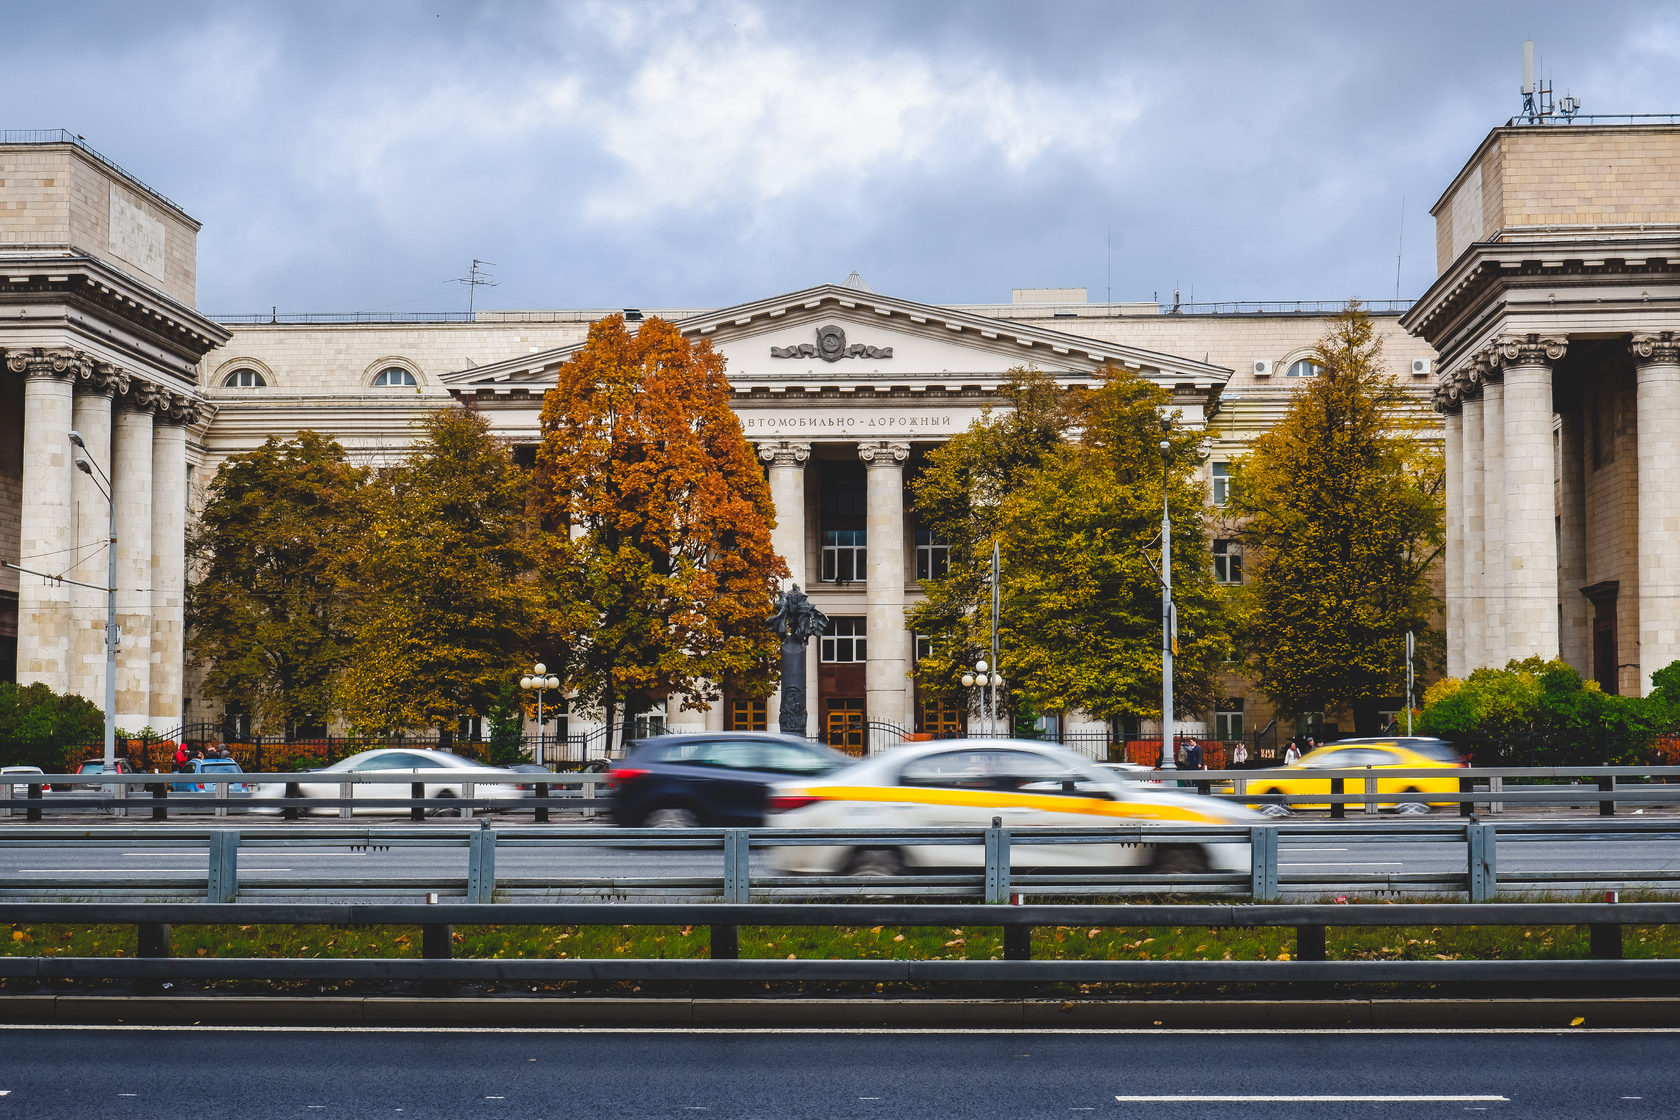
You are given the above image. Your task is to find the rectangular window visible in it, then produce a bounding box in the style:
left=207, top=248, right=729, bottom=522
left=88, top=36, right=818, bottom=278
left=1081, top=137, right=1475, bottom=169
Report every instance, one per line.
left=821, top=529, right=867, bottom=582
left=1214, top=699, right=1244, bottom=742
left=820, top=617, right=867, bottom=663
left=725, top=698, right=767, bottom=732
left=1213, top=539, right=1243, bottom=584
left=1211, top=462, right=1230, bottom=506
left=914, top=633, right=934, bottom=663
left=915, top=529, right=949, bottom=581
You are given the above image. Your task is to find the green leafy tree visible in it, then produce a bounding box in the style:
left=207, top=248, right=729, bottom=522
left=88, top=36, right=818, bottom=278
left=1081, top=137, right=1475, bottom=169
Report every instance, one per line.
left=533, top=315, right=785, bottom=751
left=337, top=408, right=549, bottom=737
left=187, top=432, right=368, bottom=736
left=0, top=682, right=104, bottom=769
left=483, top=680, right=529, bottom=767
left=910, top=366, right=1228, bottom=725
left=1225, top=306, right=1444, bottom=735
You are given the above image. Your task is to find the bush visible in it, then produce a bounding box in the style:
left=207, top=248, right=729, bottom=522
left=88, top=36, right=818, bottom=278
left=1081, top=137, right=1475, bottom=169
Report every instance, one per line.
left=0, top=683, right=104, bottom=770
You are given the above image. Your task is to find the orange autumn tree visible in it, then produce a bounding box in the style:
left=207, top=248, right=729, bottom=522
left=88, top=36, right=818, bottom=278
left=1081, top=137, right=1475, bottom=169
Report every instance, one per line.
left=535, top=315, right=786, bottom=750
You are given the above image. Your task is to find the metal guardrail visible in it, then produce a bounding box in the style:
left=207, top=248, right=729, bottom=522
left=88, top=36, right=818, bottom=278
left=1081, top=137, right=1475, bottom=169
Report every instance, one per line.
left=0, top=900, right=1671, bottom=989
left=2, top=817, right=1678, bottom=905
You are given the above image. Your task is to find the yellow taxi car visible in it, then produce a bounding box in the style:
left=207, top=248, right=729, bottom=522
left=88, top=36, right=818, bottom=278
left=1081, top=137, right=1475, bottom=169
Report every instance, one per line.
left=763, top=739, right=1262, bottom=876
left=1247, top=738, right=1464, bottom=811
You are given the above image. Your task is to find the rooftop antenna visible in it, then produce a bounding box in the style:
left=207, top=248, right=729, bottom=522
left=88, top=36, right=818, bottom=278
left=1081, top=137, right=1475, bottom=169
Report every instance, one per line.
left=1394, top=194, right=1405, bottom=301
left=451, top=258, right=499, bottom=316
left=1518, top=40, right=1581, bottom=124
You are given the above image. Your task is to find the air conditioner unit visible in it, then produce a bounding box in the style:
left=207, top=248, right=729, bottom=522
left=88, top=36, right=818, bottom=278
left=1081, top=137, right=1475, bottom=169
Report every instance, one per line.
left=1411, top=358, right=1432, bottom=377
left=1252, top=359, right=1274, bottom=377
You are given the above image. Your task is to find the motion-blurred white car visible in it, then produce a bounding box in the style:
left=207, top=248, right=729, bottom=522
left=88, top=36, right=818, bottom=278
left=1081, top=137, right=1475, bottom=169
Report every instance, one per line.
left=251, top=748, right=532, bottom=816
left=764, top=739, right=1261, bottom=876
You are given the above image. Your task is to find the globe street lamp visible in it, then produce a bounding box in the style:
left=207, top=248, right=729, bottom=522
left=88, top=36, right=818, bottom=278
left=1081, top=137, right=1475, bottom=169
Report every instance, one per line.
left=961, top=659, right=1004, bottom=737
left=519, top=664, right=559, bottom=764
left=69, top=430, right=118, bottom=786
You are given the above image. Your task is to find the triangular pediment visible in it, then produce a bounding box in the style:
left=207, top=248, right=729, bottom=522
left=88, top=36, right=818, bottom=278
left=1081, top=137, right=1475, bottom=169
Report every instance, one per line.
left=443, top=284, right=1230, bottom=395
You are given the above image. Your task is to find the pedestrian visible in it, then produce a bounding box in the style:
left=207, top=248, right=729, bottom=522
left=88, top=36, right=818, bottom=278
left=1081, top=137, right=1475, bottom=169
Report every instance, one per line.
left=1231, top=740, right=1248, bottom=769
left=1183, top=738, right=1203, bottom=771
left=174, top=743, right=189, bottom=772
left=1284, top=739, right=1302, bottom=765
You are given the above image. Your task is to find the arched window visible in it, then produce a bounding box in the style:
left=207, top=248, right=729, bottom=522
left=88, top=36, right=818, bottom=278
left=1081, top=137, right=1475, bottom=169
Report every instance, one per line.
left=1285, top=359, right=1323, bottom=378
left=373, top=367, right=418, bottom=387
left=222, top=368, right=266, bottom=388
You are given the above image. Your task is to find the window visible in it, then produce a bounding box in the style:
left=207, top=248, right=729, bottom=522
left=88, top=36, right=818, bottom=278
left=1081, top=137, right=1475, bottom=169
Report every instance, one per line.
left=725, top=698, right=767, bottom=732
left=1285, top=359, right=1323, bottom=378
left=759, top=740, right=841, bottom=775
left=821, top=529, right=867, bottom=582
left=918, top=697, right=964, bottom=738
left=914, top=634, right=934, bottom=662
left=1214, top=699, right=1244, bottom=741
left=1211, top=462, right=1230, bottom=506
left=373, top=367, right=418, bottom=387
left=820, top=617, right=867, bottom=663
left=1213, top=539, right=1243, bottom=584
left=915, top=529, right=949, bottom=581
left=222, top=368, right=266, bottom=388
left=631, top=706, right=666, bottom=739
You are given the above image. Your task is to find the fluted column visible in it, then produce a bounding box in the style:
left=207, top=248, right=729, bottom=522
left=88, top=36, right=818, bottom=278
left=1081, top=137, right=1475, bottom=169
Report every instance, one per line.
left=10, top=349, right=81, bottom=693
left=1497, top=334, right=1565, bottom=663
left=1458, top=370, right=1487, bottom=672
left=68, top=376, right=114, bottom=704
left=1481, top=361, right=1507, bottom=668
left=113, top=398, right=154, bottom=730
left=1440, top=396, right=1465, bottom=678
left=1634, top=332, right=1680, bottom=691
left=758, top=441, right=811, bottom=734
left=859, top=440, right=911, bottom=733
left=1557, top=395, right=1589, bottom=676
left=149, top=415, right=189, bottom=730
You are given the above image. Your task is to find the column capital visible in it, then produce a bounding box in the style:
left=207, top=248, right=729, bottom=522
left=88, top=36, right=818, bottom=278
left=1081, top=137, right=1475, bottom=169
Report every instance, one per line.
left=5, top=345, right=91, bottom=381
left=857, top=440, right=910, bottom=467
left=1631, top=331, right=1680, bottom=366
left=119, top=379, right=165, bottom=414
left=1453, top=355, right=1488, bottom=401
left=74, top=360, right=131, bottom=398
left=757, top=440, right=811, bottom=467
left=1432, top=380, right=1462, bottom=413
left=1493, top=333, right=1568, bottom=370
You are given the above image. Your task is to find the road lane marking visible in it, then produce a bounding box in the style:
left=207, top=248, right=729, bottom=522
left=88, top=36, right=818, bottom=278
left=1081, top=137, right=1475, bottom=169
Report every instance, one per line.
left=1116, top=1095, right=1509, bottom=1103
left=17, top=868, right=291, bottom=874
left=1279, top=861, right=1403, bottom=867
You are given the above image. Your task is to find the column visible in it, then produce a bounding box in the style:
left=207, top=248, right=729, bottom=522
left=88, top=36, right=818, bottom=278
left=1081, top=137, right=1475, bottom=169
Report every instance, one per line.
left=1557, top=396, right=1590, bottom=676
left=68, top=375, right=114, bottom=704
left=1441, top=399, right=1465, bottom=678
left=9, top=349, right=81, bottom=693
left=113, top=397, right=154, bottom=730
left=1481, top=363, right=1507, bottom=667
left=859, top=440, right=911, bottom=734
left=149, top=414, right=189, bottom=730
left=1634, top=332, right=1680, bottom=691
left=1498, top=335, right=1564, bottom=662
left=1459, top=380, right=1487, bottom=672
left=758, top=441, right=810, bottom=734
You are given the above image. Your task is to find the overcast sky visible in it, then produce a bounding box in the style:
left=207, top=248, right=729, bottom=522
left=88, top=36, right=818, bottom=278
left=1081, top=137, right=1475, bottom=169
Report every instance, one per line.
left=9, top=1, right=1680, bottom=316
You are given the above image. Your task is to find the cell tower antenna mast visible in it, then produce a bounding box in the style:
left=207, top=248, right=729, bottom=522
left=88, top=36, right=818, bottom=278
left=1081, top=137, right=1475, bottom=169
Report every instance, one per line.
left=1517, top=40, right=1580, bottom=124
left=452, top=258, right=499, bottom=316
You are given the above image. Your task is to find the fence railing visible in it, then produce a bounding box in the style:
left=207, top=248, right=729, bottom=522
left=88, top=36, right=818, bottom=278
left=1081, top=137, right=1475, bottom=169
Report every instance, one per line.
left=1, top=815, right=1678, bottom=904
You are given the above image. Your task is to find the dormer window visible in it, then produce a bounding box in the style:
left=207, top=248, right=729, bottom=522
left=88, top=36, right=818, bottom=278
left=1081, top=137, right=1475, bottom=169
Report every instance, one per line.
left=222, top=368, right=266, bottom=388
left=373, top=367, right=418, bottom=387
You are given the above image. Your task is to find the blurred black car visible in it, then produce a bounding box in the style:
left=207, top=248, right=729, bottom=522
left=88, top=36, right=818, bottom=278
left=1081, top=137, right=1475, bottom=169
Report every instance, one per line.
left=605, top=732, right=854, bottom=827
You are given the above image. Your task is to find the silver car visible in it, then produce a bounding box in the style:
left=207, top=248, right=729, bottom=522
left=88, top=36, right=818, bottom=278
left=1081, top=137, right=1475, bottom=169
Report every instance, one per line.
left=252, top=748, right=531, bottom=816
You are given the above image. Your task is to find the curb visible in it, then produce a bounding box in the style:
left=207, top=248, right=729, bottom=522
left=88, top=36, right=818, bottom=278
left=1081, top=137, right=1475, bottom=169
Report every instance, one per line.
left=2, top=996, right=1678, bottom=1028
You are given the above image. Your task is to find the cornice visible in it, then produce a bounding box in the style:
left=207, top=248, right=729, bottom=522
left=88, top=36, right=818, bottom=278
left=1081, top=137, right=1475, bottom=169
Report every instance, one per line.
left=0, top=252, right=230, bottom=357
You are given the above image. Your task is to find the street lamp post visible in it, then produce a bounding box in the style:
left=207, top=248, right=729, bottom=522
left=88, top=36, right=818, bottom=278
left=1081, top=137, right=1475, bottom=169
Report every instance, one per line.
left=961, top=659, right=1004, bottom=737
left=519, top=663, right=559, bottom=764
left=1158, top=419, right=1177, bottom=771
left=69, top=431, right=117, bottom=783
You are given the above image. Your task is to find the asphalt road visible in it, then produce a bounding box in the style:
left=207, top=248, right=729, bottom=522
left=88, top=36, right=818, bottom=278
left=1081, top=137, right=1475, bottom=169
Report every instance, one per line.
left=0, top=1026, right=1674, bottom=1118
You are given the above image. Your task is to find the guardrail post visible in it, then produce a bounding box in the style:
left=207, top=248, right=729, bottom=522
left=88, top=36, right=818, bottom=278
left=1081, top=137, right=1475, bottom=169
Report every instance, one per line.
left=0, top=781, right=10, bottom=819
left=467, top=827, right=497, bottom=904
left=1467, top=822, right=1497, bottom=901
left=710, top=924, right=739, bottom=959
left=411, top=781, right=425, bottom=822
left=207, top=830, right=239, bottom=904
left=339, top=780, right=354, bottom=819
left=1598, top=776, right=1616, bottom=817
left=281, top=782, right=302, bottom=821
left=1458, top=776, right=1474, bottom=818
left=534, top=782, right=549, bottom=824
left=1590, top=921, right=1624, bottom=959
left=1003, top=922, right=1031, bottom=960
left=138, top=923, right=171, bottom=958
left=1329, top=777, right=1345, bottom=819
left=722, top=829, right=751, bottom=903
left=984, top=818, right=1011, bottom=904
left=1250, top=825, right=1279, bottom=902
left=1296, top=924, right=1326, bottom=961
left=26, top=783, right=41, bottom=822
left=1363, top=771, right=1378, bottom=814
left=422, top=923, right=452, bottom=959
left=151, top=783, right=168, bottom=821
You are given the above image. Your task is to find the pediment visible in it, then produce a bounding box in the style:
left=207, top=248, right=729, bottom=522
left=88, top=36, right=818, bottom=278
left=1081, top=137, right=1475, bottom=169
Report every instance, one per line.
left=443, top=284, right=1230, bottom=396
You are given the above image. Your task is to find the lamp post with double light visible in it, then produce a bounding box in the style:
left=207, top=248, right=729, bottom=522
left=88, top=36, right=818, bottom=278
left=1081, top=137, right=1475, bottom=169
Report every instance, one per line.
left=68, top=430, right=118, bottom=782
left=520, top=663, right=559, bottom=764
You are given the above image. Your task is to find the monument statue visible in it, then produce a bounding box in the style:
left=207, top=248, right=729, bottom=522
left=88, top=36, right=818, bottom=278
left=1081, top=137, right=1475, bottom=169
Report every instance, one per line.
left=767, top=584, right=830, bottom=737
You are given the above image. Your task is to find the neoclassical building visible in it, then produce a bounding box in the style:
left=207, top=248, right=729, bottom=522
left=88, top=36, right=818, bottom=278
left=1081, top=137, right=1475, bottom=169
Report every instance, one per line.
left=3, top=131, right=1444, bottom=755
left=1405, top=121, right=1680, bottom=697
